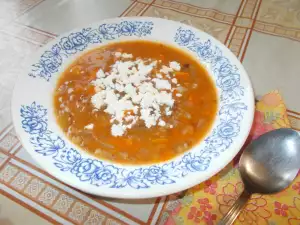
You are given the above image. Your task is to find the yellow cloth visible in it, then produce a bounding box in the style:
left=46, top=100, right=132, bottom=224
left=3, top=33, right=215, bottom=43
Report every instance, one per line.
left=161, top=90, right=300, bottom=225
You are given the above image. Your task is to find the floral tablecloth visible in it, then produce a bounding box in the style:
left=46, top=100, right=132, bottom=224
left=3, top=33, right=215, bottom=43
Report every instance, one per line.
left=0, top=1, right=299, bottom=225
left=159, top=90, right=300, bottom=225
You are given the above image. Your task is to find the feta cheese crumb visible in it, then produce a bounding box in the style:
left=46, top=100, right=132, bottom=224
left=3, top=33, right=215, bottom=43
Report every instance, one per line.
left=165, top=107, right=172, bottom=116
left=122, top=53, right=133, bottom=59
left=95, top=86, right=102, bottom=92
left=111, top=124, right=125, bottom=136
left=156, top=73, right=163, bottom=78
left=115, top=52, right=122, bottom=58
left=158, top=120, right=166, bottom=127
left=154, top=79, right=171, bottom=90
left=91, top=92, right=106, bottom=109
left=67, top=88, right=73, bottom=94
left=160, top=65, right=173, bottom=74
left=84, top=124, right=94, bottom=129
left=97, top=69, right=106, bottom=78
left=169, top=61, right=181, bottom=71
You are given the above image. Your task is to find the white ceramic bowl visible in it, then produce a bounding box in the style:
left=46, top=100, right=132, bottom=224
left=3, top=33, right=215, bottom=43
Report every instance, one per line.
left=11, top=17, right=254, bottom=199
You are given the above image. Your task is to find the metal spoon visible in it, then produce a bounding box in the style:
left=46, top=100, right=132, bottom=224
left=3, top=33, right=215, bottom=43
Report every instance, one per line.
left=218, top=128, right=300, bottom=225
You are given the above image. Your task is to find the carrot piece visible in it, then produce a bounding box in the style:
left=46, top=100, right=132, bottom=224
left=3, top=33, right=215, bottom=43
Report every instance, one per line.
left=125, top=139, right=133, bottom=145
left=188, top=95, right=194, bottom=102
left=174, top=72, right=190, bottom=82
left=117, top=137, right=133, bottom=146
left=152, top=138, right=168, bottom=144
left=86, top=86, right=95, bottom=95
left=173, top=89, right=178, bottom=95
left=71, top=67, right=81, bottom=75
left=72, top=85, right=84, bottom=94
left=89, top=72, right=96, bottom=80
left=178, top=115, right=190, bottom=123
left=88, top=68, right=98, bottom=80
left=124, top=109, right=134, bottom=115
left=175, top=72, right=189, bottom=78
left=161, top=151, right=173, bottom=160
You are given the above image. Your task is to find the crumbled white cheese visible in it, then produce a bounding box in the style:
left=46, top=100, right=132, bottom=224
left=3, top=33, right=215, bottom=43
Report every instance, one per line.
left=96, top=69, right=106, bottom=78
left=156, top=73, right=163, bottom=79
left=95, top=86, right=102, bottom=92
left=90, top=53, right=182, bottom=136
left=157, top=91, right=174, bottom=107
left=154, top=79, right=171, bottom=90
left=169, top=61, right=181, bottom=71
left=111, top=124, right=125, bottom=136
left=67, top=88, right=73, bottom=94
left=122, top=53, right=133, bottom=59
left=91, top=92, right=106, bottom=109
left=115, top=52, right=122, bottom=58
left=158, top=120, right=166, bottom=127
left=84, top=124, right=94, bottom=129
left=165, top=107, right=172, bottom=116
left=176, top=93, right=182, bottom=97
left=160, top=65, right=173, bottom=74
left=171, top=78, right=177, bottom=84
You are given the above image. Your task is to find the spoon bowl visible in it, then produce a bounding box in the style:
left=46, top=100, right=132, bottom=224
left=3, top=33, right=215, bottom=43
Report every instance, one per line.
left=219, top=128, right=300, bottom=225
left=240, top=128, right=300, bottom=194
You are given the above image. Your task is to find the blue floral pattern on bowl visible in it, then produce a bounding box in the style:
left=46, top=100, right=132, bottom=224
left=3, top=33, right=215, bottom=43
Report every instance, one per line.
left=19, top=23, right=248, bottom=189
left=29, top=21, right=154, bottom=81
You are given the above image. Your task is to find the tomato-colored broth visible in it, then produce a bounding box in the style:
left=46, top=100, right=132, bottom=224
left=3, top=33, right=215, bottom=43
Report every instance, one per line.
left=54, top=40, right=218, bottom=165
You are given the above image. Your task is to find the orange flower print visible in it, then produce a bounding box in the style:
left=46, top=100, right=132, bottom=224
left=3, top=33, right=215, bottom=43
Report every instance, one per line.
left=187, top=198, right=217, bottom=224
left=292, top=182, right=300, bottom=194
left=256, top=91, right=290, bottom=129
left=274, top=201, right=288, bottom=217
left=249, top=111, right=274, bottom=140
left=204, top=180, right=217, bottom=195
left=289, top=218, right=300, bottom=225
left=288, top=197, right=300, bottom=225
left=197, top=198, right=213, bottom=211
left=203, top=211, right=217, bottom=225
left=187, top=206, right=202, bottom=223
left=217, top=182, right=271, bottom=225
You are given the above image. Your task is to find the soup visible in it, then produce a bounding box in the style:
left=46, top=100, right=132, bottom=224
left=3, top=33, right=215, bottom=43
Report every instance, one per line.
left=54, top=40, right=218, bottom=165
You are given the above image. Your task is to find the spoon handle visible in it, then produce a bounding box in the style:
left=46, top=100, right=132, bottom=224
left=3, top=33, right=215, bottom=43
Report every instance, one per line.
left=218, top=190, right=251, bottom=225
